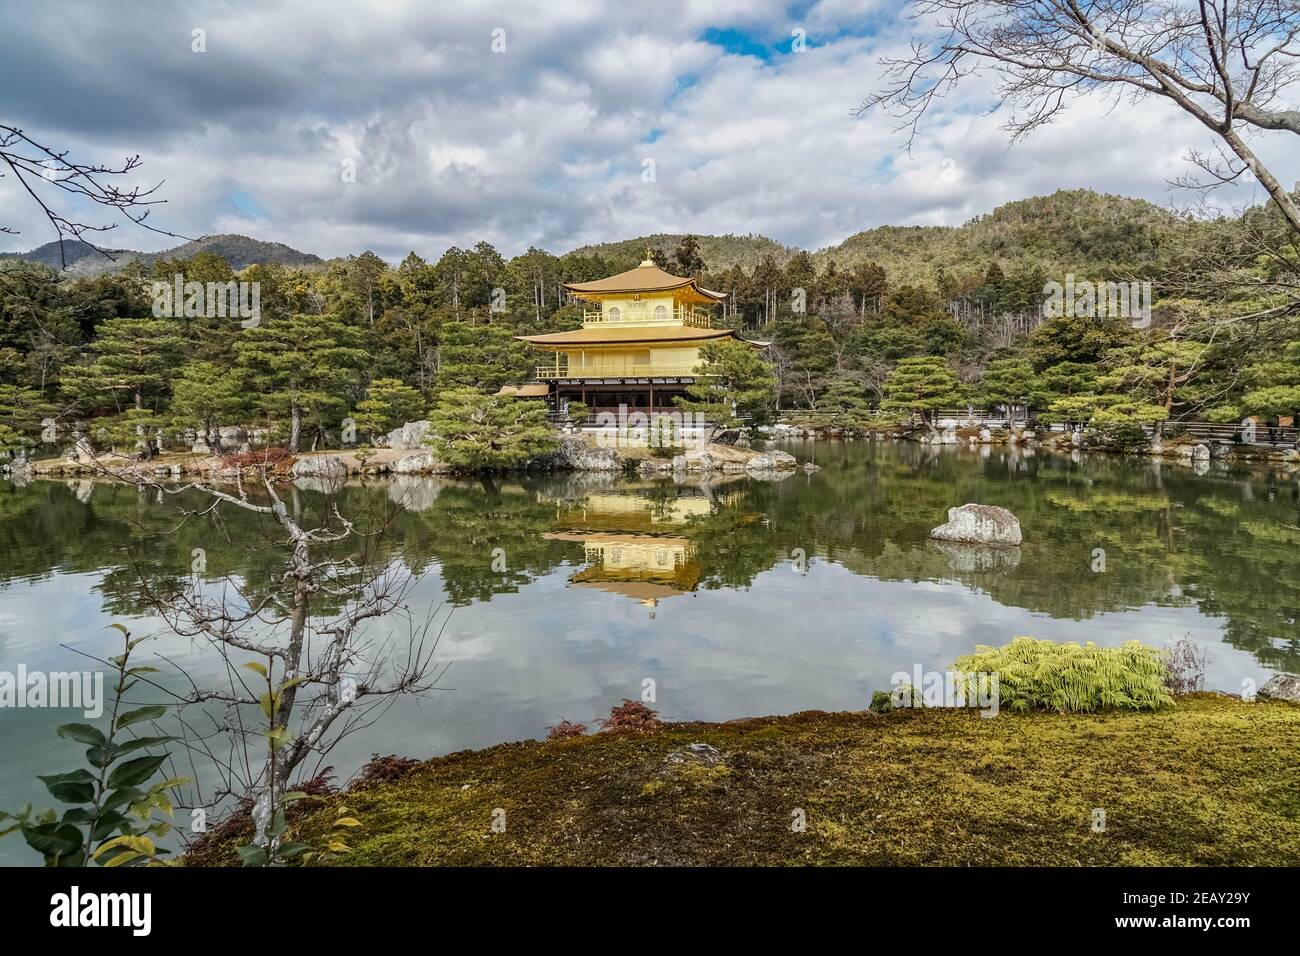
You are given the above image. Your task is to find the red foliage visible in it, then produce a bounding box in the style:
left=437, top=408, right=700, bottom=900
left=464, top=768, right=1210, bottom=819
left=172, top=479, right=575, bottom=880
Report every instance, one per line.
left=546, top=720, right=588, bottom=741
left=219, top=447, right=294, bottom=473
left=298, top=766, right=336, bottom=796
left=599, top=699, right=660, bottom=732
left=353, top=753, right=421, bottom=789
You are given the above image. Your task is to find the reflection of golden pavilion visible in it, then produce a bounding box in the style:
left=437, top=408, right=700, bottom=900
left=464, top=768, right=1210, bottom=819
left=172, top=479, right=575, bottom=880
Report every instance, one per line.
left=546, top=491, right=709, bottom=604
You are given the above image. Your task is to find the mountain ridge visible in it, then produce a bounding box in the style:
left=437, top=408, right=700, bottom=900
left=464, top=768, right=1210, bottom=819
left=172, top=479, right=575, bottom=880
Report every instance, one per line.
left=0, top=190, right=1184, bottom=281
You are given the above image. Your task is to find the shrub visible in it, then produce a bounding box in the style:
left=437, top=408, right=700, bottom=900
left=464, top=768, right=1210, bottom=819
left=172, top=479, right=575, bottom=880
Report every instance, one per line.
left=1164, top=638, right=1207, bottom=695
left=952, top=637, right=1173, bottom=713
left=600, top=699, right=660, bottom=732
left=869, top=690, right=894, bottom=714
left=546, top=720, right=587, bottom=741
left=353, top=754, right=420, bottom=789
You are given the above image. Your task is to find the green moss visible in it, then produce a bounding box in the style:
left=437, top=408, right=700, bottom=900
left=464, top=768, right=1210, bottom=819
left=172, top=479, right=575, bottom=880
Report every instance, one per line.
left=189, top=695, right=1300, bottom=867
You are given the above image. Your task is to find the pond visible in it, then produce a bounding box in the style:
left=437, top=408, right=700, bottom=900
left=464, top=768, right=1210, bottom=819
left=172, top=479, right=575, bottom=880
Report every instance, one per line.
left=1, top=439, right=1297, bottom=863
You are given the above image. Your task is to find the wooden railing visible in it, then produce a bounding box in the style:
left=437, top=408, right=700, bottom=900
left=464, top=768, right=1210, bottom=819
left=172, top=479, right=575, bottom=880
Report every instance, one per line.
left=536, top=364, right=708, bottom=379
left=582, top=307, right=712, bottom=328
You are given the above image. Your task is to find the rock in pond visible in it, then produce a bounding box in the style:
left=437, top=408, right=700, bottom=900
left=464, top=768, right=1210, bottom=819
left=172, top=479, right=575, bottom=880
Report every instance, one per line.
left=291, top=455, right=347, bottom=480
left=1257, top=673, right=1300, bottom=704
left=929, top=503, right=1022, bottom=546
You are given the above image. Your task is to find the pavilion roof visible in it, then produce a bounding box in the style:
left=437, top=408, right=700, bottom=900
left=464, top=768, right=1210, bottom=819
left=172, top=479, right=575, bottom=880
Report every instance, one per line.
left=562, top=259, right=726, bottom=304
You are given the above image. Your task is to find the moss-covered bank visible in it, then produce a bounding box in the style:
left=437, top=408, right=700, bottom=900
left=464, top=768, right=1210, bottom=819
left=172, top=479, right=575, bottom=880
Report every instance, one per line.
left=190, top=694, right=1300, bottom=866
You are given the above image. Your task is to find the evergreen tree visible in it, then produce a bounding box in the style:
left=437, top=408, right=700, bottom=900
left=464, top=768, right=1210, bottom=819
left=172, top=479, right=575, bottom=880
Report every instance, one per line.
left=882, top=356, right=964, bottom=428
left=352, top=378, right=426, bottom=441
left=60, top=317, right=186, bottom=416
left=170, top=361, right=249, bottom=453
left=429, top=387, right=556, bottom=471
left=673, top=235, right=707, bottom=277
left=979, top=357, right=1039, bottom=423
left=435, top=322, right=533, bottom=392
left=673, top=340, right=777, bottom=425
left=234, top=313, right=367, bottom=451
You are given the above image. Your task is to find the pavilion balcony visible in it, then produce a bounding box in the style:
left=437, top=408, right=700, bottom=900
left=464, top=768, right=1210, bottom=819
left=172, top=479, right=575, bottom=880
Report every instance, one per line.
left=582, top=306, right=712, bottom=328
left=535, top=364, right=711, bottom=380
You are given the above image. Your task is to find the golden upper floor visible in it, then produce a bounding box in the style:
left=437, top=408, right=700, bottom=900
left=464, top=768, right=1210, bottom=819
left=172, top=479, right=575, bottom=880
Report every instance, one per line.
left=564, top=259, right=724, bottom=329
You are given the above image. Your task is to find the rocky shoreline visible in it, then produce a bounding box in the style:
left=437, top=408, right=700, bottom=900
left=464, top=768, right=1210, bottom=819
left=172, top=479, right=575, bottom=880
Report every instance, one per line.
left=766, top=420, right=1300, bottom=467
left=1, top=425, right=803, bottom=484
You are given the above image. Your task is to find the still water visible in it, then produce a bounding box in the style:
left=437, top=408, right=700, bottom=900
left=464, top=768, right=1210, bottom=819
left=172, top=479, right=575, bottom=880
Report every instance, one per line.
left=1, top=440, right=1297, bottom=863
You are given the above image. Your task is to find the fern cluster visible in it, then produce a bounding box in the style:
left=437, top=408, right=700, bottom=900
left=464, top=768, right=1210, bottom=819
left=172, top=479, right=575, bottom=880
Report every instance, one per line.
left=953, top=637, right=1173, bottom=714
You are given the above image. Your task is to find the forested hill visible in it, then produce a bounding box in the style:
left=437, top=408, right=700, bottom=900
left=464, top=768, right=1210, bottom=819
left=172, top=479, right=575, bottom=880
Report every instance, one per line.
left=1, top=189, right=1178, bottom=280
left=567, top=233, right=797, bottom=271
left=814, top=191, right=1181, bottom=284
left=0, top=234, right=323, bottom=277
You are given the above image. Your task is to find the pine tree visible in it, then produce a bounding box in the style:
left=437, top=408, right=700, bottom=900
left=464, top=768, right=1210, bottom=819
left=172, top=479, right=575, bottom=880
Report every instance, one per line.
left=429, top=387, right=556, bottom=472
left=979, top=357, right=1039, bottom=424
left=171, top=361, right=249, bottom=453
left=234, top=313, right=367, bottom=451
left=352, top=378, right=426, bottom=441
left=673, top=340, right=777, bottom=425
left=60, top=317, right=186, bottom=416
left=882, top=356, right=964, bottom=428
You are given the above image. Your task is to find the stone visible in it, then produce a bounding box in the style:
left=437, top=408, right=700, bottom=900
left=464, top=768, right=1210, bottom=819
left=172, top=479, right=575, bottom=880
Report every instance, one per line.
left=291, top=455, right=348, bottom=480
left=384, top=420, right=433, bottom=451
left=218, top=425, right=250, bottom=452
left=1191, top=443, right=1211, bottom=461
left=929, top=503, right=1023, bottom=546
left=392, top=451, right=450, bottom=475
left=979, top=428, right=992, bottom=443
left=62, top=436, right=95, bottom=462
left=802, top=461, right=821, bottom=473
left=663, top=742, right=725, bottom=768
left=745, top=449, right=797, bottom=472
left=546, top=435, right=623, bottom=471
left=1257, top=673, right=1300, bottom=704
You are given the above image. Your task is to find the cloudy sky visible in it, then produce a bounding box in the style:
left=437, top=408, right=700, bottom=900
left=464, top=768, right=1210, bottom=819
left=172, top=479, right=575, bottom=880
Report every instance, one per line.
left=1, top=0, right=1296, bottom=262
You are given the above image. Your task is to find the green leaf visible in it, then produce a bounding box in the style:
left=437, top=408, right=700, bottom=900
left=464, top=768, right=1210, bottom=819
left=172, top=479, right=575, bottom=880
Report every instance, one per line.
left=113, top=736, right=177, bottom=757
left=106, top=753, right=168, bottom=790
left=241, top=661, right=269, bottom=678
left=236, top=844, right=268, bottom=867
left=90, top=810, right=130, bottom=842
left=37, top=770, right=96, bottom=804
left=114, top=705, right=166, bottom=732
left=56, top=723, right=106, bottom=746
left=102, top=787, right=144, bottom=811
left=276, top=842, right=310, bottom=859
left=20, top=822, right=84, bottom=858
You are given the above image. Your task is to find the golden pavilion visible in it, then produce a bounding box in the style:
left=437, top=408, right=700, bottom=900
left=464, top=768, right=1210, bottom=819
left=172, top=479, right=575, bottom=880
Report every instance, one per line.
left=513, top=258, right=755, bottom=416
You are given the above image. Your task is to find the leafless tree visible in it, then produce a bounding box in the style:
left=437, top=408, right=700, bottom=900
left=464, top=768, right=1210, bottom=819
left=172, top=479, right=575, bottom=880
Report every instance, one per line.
left=90, top=452, right=446, bottom=852
left=861, top=0, right=1300, bottom=233
left=0, top=124, right=192, bottom=267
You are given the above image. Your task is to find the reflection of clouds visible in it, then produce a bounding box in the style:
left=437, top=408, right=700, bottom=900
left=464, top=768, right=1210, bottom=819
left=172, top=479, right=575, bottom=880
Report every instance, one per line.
left=0, top=452, right=1290, bottom=865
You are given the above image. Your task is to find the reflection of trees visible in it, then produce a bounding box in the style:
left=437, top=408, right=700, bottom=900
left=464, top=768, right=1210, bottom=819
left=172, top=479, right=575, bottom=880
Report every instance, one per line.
left=2, top=442, right=1298, bottom=670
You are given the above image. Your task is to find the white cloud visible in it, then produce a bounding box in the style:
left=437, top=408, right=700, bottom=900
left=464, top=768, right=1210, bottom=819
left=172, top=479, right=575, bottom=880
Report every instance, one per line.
left=0, top=0, right=1294, bottom=262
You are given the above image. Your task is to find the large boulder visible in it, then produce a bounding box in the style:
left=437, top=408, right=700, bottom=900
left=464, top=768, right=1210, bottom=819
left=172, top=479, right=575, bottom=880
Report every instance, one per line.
left=929, top=503, right=1023, bottom=546
left=219, top=425, right=250, bottom=452
left=745, top=449, right=797, bottom=472
left=291, top=455, right=348, bottom=480
left=545, top=435, right=623, bottom=471
left=385, top=420, right=433, bottom=451
left=1257, top=673, right=1300, bottom=704
left=392, top=451, right=451, bottom=475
